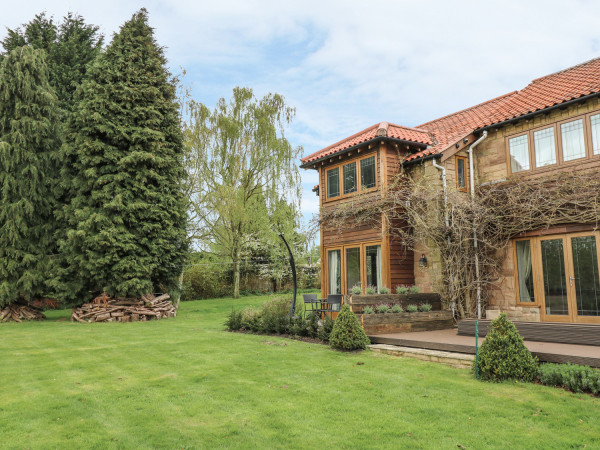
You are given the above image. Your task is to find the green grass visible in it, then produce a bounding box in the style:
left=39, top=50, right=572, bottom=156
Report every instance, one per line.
left=1, top=294, right=599, bottom=449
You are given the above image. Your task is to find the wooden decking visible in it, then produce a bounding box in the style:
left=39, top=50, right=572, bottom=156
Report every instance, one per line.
left=458, top=319, right=600, bottom=346
left=368, top=328, right=600, bottom=368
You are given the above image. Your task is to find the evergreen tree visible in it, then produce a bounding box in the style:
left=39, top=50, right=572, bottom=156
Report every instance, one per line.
left=60, top=9, right=187, bottom=300
left=2, top=12, right=103, bottom=112
left=0, top=46, right=61, bottom=306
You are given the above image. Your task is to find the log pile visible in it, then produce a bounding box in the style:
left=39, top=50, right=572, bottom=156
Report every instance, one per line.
left=71, top=293, right=177, bottom=323
left=1, top=304, right=46, bottom=322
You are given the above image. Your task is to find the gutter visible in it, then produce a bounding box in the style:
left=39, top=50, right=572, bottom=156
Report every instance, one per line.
left=467, top=131, right=488, bottom=319
left=477, top=92, right=600, bottom=132
left=300, top=137, right=428, bottom=169
left=402, top=152, right=440, bottom=167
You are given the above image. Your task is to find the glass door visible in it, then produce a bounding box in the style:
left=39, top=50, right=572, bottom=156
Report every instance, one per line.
left=539, top=237, right=570, bottom=321
left=568, top=234, right=600, bottom=322
left=345, top=247, right=361, bottom=295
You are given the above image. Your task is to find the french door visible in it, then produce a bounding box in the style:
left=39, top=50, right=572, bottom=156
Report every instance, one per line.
left=536, top=232, right=600, bottom=323
left=324, top=241, right=384, bottom=296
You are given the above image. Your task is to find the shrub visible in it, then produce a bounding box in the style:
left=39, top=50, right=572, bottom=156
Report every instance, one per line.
left=391, top=304, right=403, bottom=313
left=396, top=285, right=408, bottom=295
left=538, top=363, right=600, bottom=395
left=419, top=303, right=432, bottom=312
left=365, top=285, right=377, bottom=295
left=260, top=297, right=292, bottom=334
left=376, top=303, right=390, bottom=314
left=475, top=313, right=538, bottom=382
left=351, top=285, right=362, bottom=295
left=225, top=309, right=243, bottom=331
left=240, top=307, right=261, bottom=332
left=379, top=286, right=390, bottom=294
left=317, top=316, right=335, bottom=341
left=289, top=312, right=318, bottom=338
left=362, top=306, right=374, bottom=314
left=409, top=285, right=420, bottom=294
left=406, top=304, right=418, bottom=313
left=329, top=305, right=370, bottom=351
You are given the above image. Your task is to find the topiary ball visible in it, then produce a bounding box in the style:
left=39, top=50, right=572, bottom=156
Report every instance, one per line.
left=475, top=313, right=538, bottom=382
left=329, top=304, right=370, bottom=351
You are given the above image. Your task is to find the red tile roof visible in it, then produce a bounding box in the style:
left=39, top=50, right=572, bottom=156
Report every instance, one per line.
left=301, top=122, right=432, bottom=165
left=303, top=57, right=600, bottom=165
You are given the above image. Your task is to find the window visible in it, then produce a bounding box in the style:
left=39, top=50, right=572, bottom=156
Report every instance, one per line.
left=325, top=241, right=384, bottom=295
left=365, top=245, right=382, bottom=292
left=328, top=250, right=341, bottom=295
left=561, top=119, right=586, bottom=161
left=345, top=247, right=361, bottom=294
left=343, top=162, right=357, bottom=194
left=515, top=240, right=535, bottom=303
left=327, top=168, right=339, bottom=198
left=360, top=156, right=376, bottom=189
left=323, top=154, right=377, bottom=201
left=533, top=127, right=556, bottom=167
left=456, top=156, right=468, bottom=191
left=590, top=113, right=600, bottom=155
left=509, top=134, right=530, bottom=172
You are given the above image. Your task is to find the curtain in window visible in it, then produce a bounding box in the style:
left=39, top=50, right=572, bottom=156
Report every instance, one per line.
left=516, top=241, right=533, bottom=302
left=591, top=114, right=600, bottom=155
left=328, top=250, right=340, bottom=294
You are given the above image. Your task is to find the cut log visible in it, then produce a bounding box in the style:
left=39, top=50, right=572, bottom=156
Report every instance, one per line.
left=70, top=293, right=176, bottom=324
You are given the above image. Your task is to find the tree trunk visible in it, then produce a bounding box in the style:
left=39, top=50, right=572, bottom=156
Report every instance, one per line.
left=233, top=246, right=241, bottom=299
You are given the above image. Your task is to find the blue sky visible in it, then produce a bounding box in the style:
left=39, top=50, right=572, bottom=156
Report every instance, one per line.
left=4, top=0, right=600, bottom=241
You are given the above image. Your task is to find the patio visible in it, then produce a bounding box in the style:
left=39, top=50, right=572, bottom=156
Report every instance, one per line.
left=368, top=328, right=600, bottom=367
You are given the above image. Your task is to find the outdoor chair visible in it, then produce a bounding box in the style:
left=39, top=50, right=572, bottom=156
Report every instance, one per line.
left=302, top=294, right=321, bottom=315
left=318, top=294, right=343, bottom=318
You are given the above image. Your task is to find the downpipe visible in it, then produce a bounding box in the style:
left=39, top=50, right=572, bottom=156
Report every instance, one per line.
left=467, top=131, right=488, bottom=319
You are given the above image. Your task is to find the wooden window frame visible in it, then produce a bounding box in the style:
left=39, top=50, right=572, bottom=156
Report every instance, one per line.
left=323, top=240, right=384, bottom=296
left=322, top=152, right=378, bottom=203
left=455, top=155, right=468, bottom=192
left=326, top=167, right=340, bottom=199
left=513, top=237, right=541, bottom=307
left=512, top=231, right=600, bottom=324
left=506, top=109, right=600, bottom=176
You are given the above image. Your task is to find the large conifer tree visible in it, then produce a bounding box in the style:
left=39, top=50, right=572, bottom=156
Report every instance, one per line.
left=0, top=46, right=61, bottom=306
left=61, top=9, right=187, bottom=299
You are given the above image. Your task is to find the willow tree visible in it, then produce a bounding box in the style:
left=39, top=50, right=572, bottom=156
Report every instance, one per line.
left=184, top=87, right=302, bottom=298
left=0, top=46, right=61, bottom=306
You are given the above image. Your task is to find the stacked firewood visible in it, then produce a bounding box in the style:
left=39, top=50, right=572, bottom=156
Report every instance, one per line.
left=71, top=293, right=177, bottom=323
left=0, top=304, right=46, bottom=322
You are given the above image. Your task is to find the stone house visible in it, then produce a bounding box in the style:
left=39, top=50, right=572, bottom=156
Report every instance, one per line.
left=301, top=57, right=600, bottom=324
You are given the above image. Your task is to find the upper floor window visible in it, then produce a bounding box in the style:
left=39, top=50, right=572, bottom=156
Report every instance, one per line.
left=456, top=155, right=468, bottom=192
left=324, top=154, right=377, bottom=200
left=343, top=162, right=357, bottom=194
left=591, top=113, right=600, bottom=155
left=360, top=156, right=376, bottom=189
left=509, top=134, right=530, bottom=173
left=506, top=110, right=600, bottom=175
left=561, top=119, right=585, bottom=161
left=533, top=127, right=556, bottom=167
left=327, top=167, right=339, bottom=198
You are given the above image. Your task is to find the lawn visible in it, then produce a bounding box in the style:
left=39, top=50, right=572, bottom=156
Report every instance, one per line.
left=1, top=294, right=599, bottom=449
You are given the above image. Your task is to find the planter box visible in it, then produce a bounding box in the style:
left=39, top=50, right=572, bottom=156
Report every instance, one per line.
left=350, top=293, right=442, bottom=314
left=359, top=310, right=454, bottom=335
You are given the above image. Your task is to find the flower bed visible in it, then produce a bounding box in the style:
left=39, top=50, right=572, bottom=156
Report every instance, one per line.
left=350, top=294, right=453, bottom=334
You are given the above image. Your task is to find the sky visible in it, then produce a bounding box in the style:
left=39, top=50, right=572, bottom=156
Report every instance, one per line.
left=3, top=0, right=600, bottom=239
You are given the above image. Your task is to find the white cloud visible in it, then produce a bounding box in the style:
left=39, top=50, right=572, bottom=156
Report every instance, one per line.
left=4, top=0, right=600, bottom=237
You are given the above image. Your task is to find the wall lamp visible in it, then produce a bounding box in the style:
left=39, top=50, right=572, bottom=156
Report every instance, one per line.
left=419, top=254, right=428, bottom=268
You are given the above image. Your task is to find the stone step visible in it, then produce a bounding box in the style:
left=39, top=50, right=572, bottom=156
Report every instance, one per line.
left=369, top=344, right=474, bottom=369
